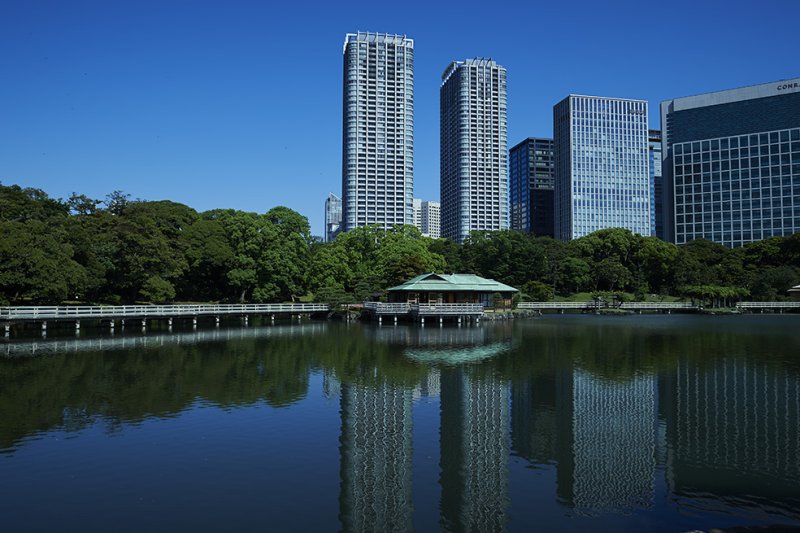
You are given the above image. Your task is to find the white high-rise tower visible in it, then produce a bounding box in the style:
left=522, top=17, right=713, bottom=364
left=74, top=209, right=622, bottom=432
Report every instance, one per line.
left=440, top=58, right=508, bottom=243
left=342, top=32, right=414, bottom=231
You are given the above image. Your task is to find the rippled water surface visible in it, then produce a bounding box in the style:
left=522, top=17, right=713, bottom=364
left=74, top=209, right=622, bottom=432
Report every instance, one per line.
left=2, top=315, right=799, bottom=532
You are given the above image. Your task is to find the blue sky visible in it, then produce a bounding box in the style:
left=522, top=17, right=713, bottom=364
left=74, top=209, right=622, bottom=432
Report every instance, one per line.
left=1, top=0, right=798, bottom=236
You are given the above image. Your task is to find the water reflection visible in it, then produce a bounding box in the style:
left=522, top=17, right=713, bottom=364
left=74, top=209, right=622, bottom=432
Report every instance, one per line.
left=1, top=323, right=327, bottom=357
left=440, top=367, right=509, bottom=532
left=1, top=317, right=800, bottom=530
left=339, top=381, right=414, bottom=532
left=567, top=371, right=656, bottom=513
left=662, top=356, right=800, bottom=514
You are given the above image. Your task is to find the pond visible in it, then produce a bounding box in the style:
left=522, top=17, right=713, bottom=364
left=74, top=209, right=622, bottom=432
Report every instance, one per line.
left=1, top=315, right=799, bottom=532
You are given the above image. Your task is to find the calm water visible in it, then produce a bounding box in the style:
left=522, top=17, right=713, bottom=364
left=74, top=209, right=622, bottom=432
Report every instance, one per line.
left=1, top=315, right=800, bottom=532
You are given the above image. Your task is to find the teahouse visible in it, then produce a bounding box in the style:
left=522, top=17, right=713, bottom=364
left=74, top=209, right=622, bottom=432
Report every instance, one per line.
left=789, top=285, right=800, bottom=301
left=386, top=273, right=518, bottom=307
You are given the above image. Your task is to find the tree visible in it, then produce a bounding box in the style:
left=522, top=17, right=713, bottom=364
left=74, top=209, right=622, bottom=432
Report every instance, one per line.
left=262, top=206, right=312, bottom=301
left=561, top=257, right=591, bottom=294
left=749, top=266, right=800, bottom=301
left=0, top=183, right=68, bottom=223
left=180, top=218, right=235, bottom=301
left=673, top=239, right=734, bottom=289
left=632, top=236, right=678, bottom=294
left=594, top=257, right=633, bottom=292
left=109, top=200, right=197, bottom=302
left=0, top=220, right=85, bottom=303
left=139, top=275, right=176, bottom=303
left=521, top=280, right=553, bottom=301
left=428, top=238, right=465, bottom=273
left=462, top=230, right=545, bottom=287
left=67, top=193, right=102, bottom=216
left=307, top=243, right=354, bottom=295
left=374, top=226, right=445, bottom=287
left=205, top=209, right=271, bottom=302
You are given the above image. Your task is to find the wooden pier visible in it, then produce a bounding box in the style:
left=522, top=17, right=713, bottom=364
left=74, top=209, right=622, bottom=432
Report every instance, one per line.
left=362, top=302, right=485, bottom=325
left=1, top=303, right=330, bottom=336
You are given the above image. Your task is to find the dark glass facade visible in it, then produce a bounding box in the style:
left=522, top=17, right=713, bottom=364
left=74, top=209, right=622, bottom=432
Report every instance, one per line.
left=667, top=92, right=800, bottom=146
left=663, top=83, right=800, bottom=246
left=672, top=128, right=800, bottom=246
left=648, top=130, right=664, bottom=239
left=509, top=138, right=554, bottom=236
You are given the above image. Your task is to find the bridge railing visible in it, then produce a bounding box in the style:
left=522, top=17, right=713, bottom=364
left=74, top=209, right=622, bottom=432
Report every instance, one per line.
left=362, top=302, right=485, bottom=315
left=517, top=301, right=600, bottom=310
left=736, top=302, right=800, bottom=309
left=416, top=303, right=485, bottom=315
left=362, top=302, right=411, bottom=314
left=619, top=302, right=697, bottom=310
left=0, top=303, right=330, bottom=321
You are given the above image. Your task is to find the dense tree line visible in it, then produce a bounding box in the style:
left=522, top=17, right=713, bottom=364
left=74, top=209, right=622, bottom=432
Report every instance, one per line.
left=1, top=183, right=799, bottom=305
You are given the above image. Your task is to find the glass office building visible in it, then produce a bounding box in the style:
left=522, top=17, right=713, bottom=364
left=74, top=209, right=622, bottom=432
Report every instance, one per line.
left=440, top=58, right=508, bottom=243
left=554, top=95, right=651, bottom=241
left=342, top=32, right=414, bottom=232
left=324, top=192, right=342, bottom=242
left=648, top=130, right=664, bottom=239
left=661, top=78, right=800, bottom=246
left=509, top=138, right=555, bottom=237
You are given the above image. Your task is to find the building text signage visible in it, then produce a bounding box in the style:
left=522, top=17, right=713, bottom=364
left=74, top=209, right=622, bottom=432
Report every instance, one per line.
left=777, top=82, right=800, bottom=91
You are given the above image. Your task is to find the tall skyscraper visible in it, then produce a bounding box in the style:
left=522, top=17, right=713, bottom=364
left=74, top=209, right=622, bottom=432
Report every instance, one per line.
left=413, top=198, right=441, bottom=238
left=648, top=130, right=664, bottom=239
left=342, top=32, right=415, bottom=232
left=554, top=95, right=651, bottom=240
left=324, top=192, right=342, bottom=242
left=440, top=58, right=508, bottom=243
left=509, top=137, right=555, bottom=236
left=661, top=78, right=800, bottom=246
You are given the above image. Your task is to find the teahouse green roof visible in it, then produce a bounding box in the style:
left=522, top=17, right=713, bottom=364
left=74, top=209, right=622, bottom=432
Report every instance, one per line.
left=387, top=273, right=518, bottom=293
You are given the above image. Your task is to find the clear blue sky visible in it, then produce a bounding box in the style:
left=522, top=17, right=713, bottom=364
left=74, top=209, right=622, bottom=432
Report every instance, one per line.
left=2, top=0, right=798, bottom=236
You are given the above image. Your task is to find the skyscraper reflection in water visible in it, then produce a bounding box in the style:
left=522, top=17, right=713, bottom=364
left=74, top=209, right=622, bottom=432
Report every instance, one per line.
left=339, top=381, right=414, bottom=532
left=440, top=368, right=509, bottom=532
left=568, top=371, right=657, bottom=513
left=661, top=356, right=800, bottom=516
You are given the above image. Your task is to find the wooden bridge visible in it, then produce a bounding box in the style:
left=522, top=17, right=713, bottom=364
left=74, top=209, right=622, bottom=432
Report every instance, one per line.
left=1, top=303, right=330, bottom=336
left=517, top=301, right=699, bottom=313
left=736, top=301, right=800, bottom=313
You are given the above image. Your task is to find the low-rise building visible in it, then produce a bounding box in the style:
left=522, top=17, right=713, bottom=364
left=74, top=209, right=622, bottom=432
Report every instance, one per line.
left=387, top=273, right=517, bottom=307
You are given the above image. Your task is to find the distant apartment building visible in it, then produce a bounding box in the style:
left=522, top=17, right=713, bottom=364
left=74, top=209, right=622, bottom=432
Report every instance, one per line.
left=412, top=198, right=422, bottom=229
left=440, top=58, right=508, bottom=243
left=413, top=198, right=441, bottom=238
left=341, top=32, right=415, bottom=232
left=649, top=130, right=664, bottom=239
left=661, top=78, right=800, bottom=246
left=554, top=95, right=651, bottom=240
left=509, top=137, right=555, bottom=237
left=324, top=192, right=342, bottom=242
left=421, top=200, right=441, bottom=239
